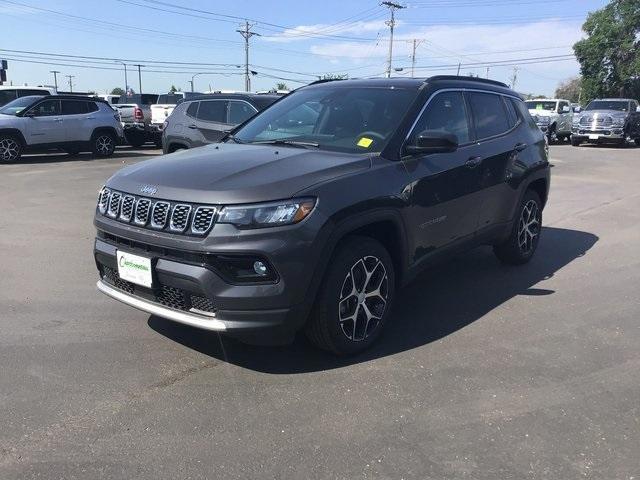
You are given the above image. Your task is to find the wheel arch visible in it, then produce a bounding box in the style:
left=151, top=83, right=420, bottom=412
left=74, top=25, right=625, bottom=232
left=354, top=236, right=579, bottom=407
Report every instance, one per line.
left=91, top=126, right=118, bottom=140
left=0, top=128, right=27, bottom=146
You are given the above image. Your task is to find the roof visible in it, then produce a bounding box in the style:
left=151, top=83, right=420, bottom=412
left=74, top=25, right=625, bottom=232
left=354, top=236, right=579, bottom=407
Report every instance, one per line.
left=0, top=85, right=54, bottom=91
left=183, top=93, right=280, bottom=102
left=597, top=98, right=636, bottom=102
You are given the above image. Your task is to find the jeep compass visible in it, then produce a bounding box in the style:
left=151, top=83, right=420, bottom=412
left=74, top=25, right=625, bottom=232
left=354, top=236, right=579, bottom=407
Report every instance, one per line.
left=94, top=76, right=550, bottom=355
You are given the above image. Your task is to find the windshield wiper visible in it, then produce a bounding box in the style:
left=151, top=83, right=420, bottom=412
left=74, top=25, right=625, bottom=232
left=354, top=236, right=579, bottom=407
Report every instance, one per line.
left=248, top=139, right=320, bottom=149
left=223, top=133, right=245, bottom=144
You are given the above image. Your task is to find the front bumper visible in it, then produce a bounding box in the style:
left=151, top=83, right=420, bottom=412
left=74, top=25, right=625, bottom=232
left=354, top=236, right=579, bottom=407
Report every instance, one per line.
left=572, top=126, right=625, bottom=141
left=93, top=211, right=328, bottom=344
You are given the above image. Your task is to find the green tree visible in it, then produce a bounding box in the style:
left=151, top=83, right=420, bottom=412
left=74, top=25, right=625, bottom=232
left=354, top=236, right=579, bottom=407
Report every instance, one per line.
left=110, top=87, right=125, bottom=95
left=275, top=82, right=289, bottom=91
left=573, top=0, right=640, bottom=102
left=555, top=77, right=582, bottom=103
left=169, top=85, right=179, bottom=93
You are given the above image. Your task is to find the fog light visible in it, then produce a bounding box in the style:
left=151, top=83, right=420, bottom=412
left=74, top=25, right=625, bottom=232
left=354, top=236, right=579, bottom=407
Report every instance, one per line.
left=253, top=261, right=268, bottom=276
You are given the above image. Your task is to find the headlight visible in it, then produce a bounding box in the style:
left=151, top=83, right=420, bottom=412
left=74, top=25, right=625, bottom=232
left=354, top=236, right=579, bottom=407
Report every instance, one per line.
left=611, top=116, right=625, bottom=126
left=217, top=198, right=316, bottom=229
left=537, top=116, right=551, bottom=125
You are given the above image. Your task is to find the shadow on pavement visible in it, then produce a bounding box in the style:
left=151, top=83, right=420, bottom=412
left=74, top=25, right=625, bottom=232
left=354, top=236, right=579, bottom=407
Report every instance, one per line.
left=13, top=146, right=161, bottom=165
left=149, top=226, right=598, bottom=374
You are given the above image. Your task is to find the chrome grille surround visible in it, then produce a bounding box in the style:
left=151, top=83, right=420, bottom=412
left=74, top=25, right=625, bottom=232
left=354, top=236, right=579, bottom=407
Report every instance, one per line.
left=97, top=189, right=218, bottom=236
left=98, top=187, right=111, bottom=214
left=169, top=204, right=192, bottom=232
left=107, top=191, right=122, bottom=218
left=119, top=195, right=136, bottom=222
left=134, top=198, right=151, bottom=226
left=191, top=206, right=217, bottom=235
left=151, top=201, right=171, bottom=229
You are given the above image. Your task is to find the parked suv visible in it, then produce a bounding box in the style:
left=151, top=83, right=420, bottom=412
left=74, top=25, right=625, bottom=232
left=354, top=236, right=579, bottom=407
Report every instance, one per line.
left=0, top=95, right=124, bottom=162
left=94, top=76, right=549, bottom=355
left=0, top=85, right=56, bottom=107
left=571, top=98, right=640, bottom=146
left=162, top=93, right=279, bottom=153
left=114, top=94, right=159, bottom=147
left=525, top=98, right=573, bottom=142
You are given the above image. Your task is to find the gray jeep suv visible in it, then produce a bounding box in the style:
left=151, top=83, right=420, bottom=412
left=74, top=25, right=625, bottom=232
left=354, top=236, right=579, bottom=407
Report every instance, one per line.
left=94, top=76, right=550, bottom=355
left=0, top=95, right=124, bottom=162
left=161, top=93, right=279, bottom=154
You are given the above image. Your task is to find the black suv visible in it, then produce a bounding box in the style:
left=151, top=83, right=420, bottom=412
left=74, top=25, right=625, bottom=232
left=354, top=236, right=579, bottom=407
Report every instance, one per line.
left=94, top=76, right=550, bottom=355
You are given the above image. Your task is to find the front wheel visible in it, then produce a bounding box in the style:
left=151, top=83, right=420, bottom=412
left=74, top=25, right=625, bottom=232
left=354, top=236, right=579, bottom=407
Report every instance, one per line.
left=571, top=137, right=581, bottom=147
left=493, top=190, right=543, bottom=265
left=92, top=132, right=116, bottom=157
left=0, top=135, right=23, bottom=163
left=306, top=236, right=395, bottom=356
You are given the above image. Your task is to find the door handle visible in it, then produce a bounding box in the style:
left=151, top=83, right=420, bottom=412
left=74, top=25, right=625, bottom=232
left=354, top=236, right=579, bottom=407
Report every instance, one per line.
left=86, top=116, right=96, bottom=120
left=465, top=156, right=482, bottom=168
left=188, top=124, right=198, bottom=129
left=514, top=142, right=527, bottom=152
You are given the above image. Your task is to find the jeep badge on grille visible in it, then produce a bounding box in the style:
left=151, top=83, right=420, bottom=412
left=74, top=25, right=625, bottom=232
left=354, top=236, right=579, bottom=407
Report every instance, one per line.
left=140, top=185, right=158, bottom=195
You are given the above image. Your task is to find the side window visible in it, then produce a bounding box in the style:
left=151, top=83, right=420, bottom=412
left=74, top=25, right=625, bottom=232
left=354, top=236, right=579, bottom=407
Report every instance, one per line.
left=87, top=102, right=99, bottom=113
left=468, top=92, right=510, bottom=139
left=186, top=101, right=199, bottom=118
left=61, top=100, right=88, bottom=115
left=31, top=99, right=61, bottom=116
left=502, top=96, right=518, bottom=128
left=558, top=101, right=569, bottom=113
left=410, top=91, right=470, bottom=144
left=0, top=90, right=17, bottom=105
left=197, top=100, right=227, bottom=123
left=228, top=101, right=257, bottom=125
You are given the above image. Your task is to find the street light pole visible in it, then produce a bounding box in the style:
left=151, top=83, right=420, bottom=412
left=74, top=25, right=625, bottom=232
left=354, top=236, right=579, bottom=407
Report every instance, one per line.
left=49, top=70, right=60, bottom=91
left=115, top=61, right=128, bottom=94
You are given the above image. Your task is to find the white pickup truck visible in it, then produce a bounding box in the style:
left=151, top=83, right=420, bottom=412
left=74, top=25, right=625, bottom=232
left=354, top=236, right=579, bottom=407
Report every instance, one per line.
left=150, top=92, right=202, bottom=140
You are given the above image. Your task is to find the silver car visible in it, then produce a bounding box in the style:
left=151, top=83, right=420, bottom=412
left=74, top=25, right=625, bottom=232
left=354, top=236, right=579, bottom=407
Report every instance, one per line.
left=161, top=93, right=279, bottom=154
left=0, top=95, right=124, bottom=163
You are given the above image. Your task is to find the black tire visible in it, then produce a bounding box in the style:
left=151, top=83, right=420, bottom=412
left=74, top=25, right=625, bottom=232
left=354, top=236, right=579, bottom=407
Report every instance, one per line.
left=92, top=132, right=116, bottom=157
left=0, top=135, right=23, bottom=163
left=305, top=236, right=395, bottom=356
left=493, top=189, right=543, bottom=265
left=635, top=138, right=640, bottom=147
left=571, top=137, right=581, bottom=147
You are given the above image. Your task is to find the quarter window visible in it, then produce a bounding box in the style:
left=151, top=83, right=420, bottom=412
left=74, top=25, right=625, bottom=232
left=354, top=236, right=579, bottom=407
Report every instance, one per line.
left=410, top=91, right=470, bottom=144
left=503, top=96, right=518, bottom=129
left=197, top=100, right=227, bottom=123
left=87, top=102, right=99, bottom=113
left=186, top=101, right=199, bottom=118
left=468, top=92, right=510, bottom=139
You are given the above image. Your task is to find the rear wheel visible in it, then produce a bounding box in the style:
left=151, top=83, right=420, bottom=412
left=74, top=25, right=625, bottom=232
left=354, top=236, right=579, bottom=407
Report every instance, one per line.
left=0, top=135, right=23, bottom=163
left=306, top=236, right=395, bottom=356
left=493, top=189, right=542, bottom=265
left=92, top=132, right=116, bottom=157
left=571, top=137, right=581, bottom=147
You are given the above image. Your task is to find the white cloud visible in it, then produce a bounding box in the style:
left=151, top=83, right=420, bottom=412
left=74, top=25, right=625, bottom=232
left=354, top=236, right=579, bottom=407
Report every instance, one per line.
left=263, top=19, right=390, bottom=43
left=308, top=19, right=585, bottom=95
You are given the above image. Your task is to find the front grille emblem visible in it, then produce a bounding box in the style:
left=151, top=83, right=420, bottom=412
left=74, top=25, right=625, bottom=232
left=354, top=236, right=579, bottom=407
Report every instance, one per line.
left=140, top=185, right=158, bottom=195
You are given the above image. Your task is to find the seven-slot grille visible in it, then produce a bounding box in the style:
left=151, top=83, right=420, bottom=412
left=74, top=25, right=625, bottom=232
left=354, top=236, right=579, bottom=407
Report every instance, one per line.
left=579, top=115, right=612, bottom=126
left=97, top=188, right=217, bottom=236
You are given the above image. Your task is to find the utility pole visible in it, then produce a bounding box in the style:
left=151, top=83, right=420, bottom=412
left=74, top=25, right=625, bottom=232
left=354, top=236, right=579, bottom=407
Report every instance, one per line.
left=456, top=62, right=461, bottom=76
left=382, top=2, right=405, bottom=78
left=65, top=75, right=75, bottom=92
left=132, top=64, right=144, bottom=93
left=486, top=67, right=490, bottom=79
left=50, top=70, right=60, bottom=90
left=409, top=39, right=424, bottom=78
left=236, top=21, right=260, bottom=92
left=510, top=66, right=519, bottom=90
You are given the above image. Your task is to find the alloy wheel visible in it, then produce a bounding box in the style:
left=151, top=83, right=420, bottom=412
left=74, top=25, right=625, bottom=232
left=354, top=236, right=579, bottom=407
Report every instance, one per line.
left=518, top=199, right=541, bottom=254
left=0, top=138, right=20, bottom=162
left=338, top=255, right=389, bottom=341
left=96, top=135, right=114, bottom=156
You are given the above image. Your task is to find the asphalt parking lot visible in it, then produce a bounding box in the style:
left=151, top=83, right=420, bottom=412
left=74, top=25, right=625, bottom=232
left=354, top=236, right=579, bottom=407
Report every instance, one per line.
left=1, top=143, right=639, bottom=479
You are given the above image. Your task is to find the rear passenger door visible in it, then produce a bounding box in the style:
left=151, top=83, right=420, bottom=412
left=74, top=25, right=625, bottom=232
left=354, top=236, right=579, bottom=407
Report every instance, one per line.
left=405, top=90, right=485, bottom=254
left=194, top=100, right=230, bottom=143
left=466, top=92, right=522, bottom=231
left=60, top=99, right=95, bottom=142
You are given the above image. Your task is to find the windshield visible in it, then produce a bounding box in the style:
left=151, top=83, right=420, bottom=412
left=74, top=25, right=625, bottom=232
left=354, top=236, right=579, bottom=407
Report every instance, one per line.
left=525, top=101, right=557, bottom=112
left=585, top=100, right=629, bottom=112
left=0, top=95, right=43, bottom=115
left=232, top=86, right=418, bottom=154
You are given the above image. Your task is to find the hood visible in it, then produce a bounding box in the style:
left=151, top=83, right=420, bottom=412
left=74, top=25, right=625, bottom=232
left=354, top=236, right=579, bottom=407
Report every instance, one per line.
left=106, top=143, right=371, bottom=204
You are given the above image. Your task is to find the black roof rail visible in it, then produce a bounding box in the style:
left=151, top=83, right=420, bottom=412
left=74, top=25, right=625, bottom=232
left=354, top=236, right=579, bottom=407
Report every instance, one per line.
left=426, top=75, right=509, bottom=88
left=306, top=78, right=346, bottom=86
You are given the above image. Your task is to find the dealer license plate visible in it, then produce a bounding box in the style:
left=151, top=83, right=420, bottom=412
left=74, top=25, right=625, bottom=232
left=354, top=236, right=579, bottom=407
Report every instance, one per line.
left=116, top=250, right=153, bottom=288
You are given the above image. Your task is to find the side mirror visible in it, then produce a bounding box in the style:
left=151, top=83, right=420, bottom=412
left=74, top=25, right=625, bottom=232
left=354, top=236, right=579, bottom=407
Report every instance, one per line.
left=22, top=110, right=37, bottom=117
left=636, top=106, right=640, bottom=113
left=561, top=106, right=571, bottom=113
left=573, top=106, right=582, bottom=113
left=405, top=130, right=458, bottom=155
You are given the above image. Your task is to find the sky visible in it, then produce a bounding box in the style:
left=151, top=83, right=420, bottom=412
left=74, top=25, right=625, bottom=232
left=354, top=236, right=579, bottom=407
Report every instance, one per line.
left=0, top=0, right=609, bottom=96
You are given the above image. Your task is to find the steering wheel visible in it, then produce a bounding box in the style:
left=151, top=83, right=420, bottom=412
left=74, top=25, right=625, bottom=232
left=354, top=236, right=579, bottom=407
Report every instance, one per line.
left=356, top=131, right=386, bottom=145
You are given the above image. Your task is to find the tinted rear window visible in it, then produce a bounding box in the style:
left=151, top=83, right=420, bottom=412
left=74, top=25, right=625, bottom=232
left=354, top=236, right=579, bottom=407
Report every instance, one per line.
left=157, top=94, right=182, bottom=105
left=197, top=100, right=227, bottom=123
left=186, top=102, right=199, bottom=117
left=468, top=92, right=510, bottom=139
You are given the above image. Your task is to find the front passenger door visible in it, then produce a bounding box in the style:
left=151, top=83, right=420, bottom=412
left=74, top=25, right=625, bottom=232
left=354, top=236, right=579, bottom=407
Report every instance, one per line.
left=404, top=91, right=484, bottom=258
left=23, top=99, right=65, bottom=145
